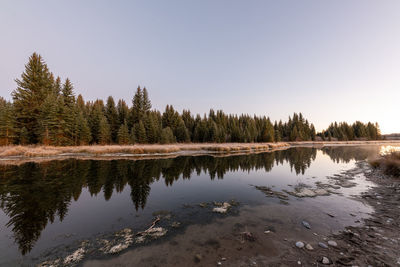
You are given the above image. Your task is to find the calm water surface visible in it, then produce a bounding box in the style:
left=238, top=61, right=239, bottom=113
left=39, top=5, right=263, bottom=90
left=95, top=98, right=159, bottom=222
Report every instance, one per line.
left=0, top=146, right=385, bottom=266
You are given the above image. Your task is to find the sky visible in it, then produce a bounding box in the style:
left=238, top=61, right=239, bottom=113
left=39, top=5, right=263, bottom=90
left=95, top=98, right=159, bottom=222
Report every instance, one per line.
left=0, top=1, right=399, bottom=134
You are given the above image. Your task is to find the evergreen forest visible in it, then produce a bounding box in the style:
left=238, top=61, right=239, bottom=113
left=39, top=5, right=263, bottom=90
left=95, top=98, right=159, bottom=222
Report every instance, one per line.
left=0, top=53, right=381, bottom=146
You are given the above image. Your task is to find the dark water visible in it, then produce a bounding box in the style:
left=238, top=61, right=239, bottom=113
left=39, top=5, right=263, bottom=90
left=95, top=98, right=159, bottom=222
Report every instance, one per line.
left=0, top=146, right=385, bottom=266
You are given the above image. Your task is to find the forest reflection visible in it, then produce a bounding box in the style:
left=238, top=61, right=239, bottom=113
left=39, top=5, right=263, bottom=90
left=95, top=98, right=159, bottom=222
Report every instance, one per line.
left=0, top=146, right=379, bottom=255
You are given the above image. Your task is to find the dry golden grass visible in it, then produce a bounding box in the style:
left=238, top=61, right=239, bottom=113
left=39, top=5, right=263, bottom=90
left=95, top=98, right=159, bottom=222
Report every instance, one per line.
left=0, top=143, right=290, bottom=158
left=0, top=141, right=399, bottom=160
left=370, top=151, right=400, bottom=177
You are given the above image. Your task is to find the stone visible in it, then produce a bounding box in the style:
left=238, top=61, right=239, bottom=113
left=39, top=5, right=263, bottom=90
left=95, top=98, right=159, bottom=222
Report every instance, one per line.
left=302, top=220, right=311, bottom=229
left=296, top=241, right=305, bottom=248
left=194, top=254, right=202, bottom=263
left=318, top=242, right=328, bottom=249
left=327, top=240, right=337, bottom=247
left=322, top=257, right=330, bottom=264
left=305, top=244, right=314, bottom=250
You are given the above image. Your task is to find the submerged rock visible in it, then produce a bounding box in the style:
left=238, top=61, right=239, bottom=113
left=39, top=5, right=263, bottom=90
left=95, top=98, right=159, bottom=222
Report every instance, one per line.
left=284, top=185, right=330, bottom=198
left=213, top=202, right=231, bottom=213
left=101, top=228, right=134, bottom=254
left=64, top=246, right=86, bottom=264
left=254, top=185, right=289, bottom=200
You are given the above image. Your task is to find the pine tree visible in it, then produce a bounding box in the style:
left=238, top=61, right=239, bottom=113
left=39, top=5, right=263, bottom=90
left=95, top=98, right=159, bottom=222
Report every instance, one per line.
left=12, top=53, right=55, bottom=143
left=76, top=112, right=92, bottom=145
left=175, top=118, right=190, bottom=142
left=19, top=127, right=29, bottom=145
left=0, top=99, right=17, bottom=145
left=117, top=99, right=129, bottom=126
left=61, top=78, right=76, bottom=144
left=53, top=76, right=62, bottom=95
left=131, top=86, right=143, bottom=125
left=134, top=121, right=147, bottom=143
left=62, top=78, right=75, bottom=108
left=117, top=121, right=130, bottom=145
left=98, top=116, right=111, bottom=145
left=129, top=127, right=136, bottom=144
left=160, top=127, right=175, bottom=144
left=290, top=126, right=299, bottom=141
left=105, top=96, right=119, bottom=142
left=142, top=87, right=152, bottom=112
left=88, top=100, right=105, bottom=143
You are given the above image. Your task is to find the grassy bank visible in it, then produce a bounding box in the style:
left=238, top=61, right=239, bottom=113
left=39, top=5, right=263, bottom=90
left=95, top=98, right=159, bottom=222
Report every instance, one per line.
left=0, top=142, right=290, bottom=158
left=0, top=141, right=399, bottom=159
left=370, top=151, right=400, bottom=177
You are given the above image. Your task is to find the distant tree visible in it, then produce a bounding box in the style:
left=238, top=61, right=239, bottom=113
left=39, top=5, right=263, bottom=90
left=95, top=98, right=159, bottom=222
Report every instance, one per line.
left=98, top=116, right=111, bottom=145
left=53, top=76, right=62, bottom=95
left=19, top=127, right=29, bottom=145
left=131, top=86, right=143, bottom=125
left=75, top=111, right=92, bottom=145
left=134, top=121, right=147, bottom=143
left=175, top=118, right=190, bottom=142
left=0, top=99, right=17, bottom=145
left=117, top=99, right=130, bottom=126
left=160, top=127, right=175, bottom=144
left=105, top=96, right=119, bottom=142
left=142, top=87, right=152, bottom=112
left=117, top=120, right=130, bottom=145
left=62, top=78, right=75, bottom=108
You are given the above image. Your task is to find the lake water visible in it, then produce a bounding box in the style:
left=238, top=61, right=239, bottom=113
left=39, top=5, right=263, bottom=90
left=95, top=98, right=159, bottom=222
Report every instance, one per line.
left=0, top=146, right=386, bottom=266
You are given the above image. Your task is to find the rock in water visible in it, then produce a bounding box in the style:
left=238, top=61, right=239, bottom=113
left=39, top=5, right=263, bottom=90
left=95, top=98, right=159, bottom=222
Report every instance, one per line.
left=318, top=242, right=328, bottom=249
left=296, top=241, right=305, bottom=248
left=322, top=257, right=330, bottom=264
left=327, top=240, right=337, bottom=247
left=302, top=220, right=311, bottom=229
left=305, top=244, right=314, bottom=250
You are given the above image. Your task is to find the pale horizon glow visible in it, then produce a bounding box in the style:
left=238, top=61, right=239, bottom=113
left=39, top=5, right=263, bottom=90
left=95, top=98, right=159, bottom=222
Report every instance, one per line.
left=0, top=1, right=399, bottom=134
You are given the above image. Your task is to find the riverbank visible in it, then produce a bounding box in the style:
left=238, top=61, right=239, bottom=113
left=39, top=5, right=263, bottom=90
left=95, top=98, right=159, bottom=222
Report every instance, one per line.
left=1, top=141, right=399, bottom=165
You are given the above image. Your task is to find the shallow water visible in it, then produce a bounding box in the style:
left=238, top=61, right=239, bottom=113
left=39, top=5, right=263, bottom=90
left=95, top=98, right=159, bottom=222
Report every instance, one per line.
left=0, top=145, right=387, bottom=266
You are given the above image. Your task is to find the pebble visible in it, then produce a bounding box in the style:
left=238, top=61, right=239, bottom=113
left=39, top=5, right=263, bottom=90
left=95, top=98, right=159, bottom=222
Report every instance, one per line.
left=328, top=240, right=337, bottom=247
left=322, top=257, right=330, bottom=264
left=297, top=261, right=301, bottom=265
left=221, top=258, right=226, bottom=261
left=305, top=244, right=314, bottom=250
left=302, top=221, right=311, bottom=229
left=217, top=261, right=222, bottom=266
left=318, top=242, right=328, bottom=249
left=264, top=230, right=271, bottom=234
left=194, top=254, right=202, bottom=262
left=296, top=241, right=305, bottom=248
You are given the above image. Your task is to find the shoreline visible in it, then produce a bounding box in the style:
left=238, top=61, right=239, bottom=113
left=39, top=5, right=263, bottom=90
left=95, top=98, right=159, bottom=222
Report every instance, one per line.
left=0, top=141, right=399, bottom=166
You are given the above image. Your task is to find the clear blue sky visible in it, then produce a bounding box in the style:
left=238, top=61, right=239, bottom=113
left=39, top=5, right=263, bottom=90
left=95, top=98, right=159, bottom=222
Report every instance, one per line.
left=0, top=0, right=399, bottom=134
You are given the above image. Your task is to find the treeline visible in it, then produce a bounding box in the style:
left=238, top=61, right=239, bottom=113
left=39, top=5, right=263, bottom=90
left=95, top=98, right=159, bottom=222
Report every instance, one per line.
left=318, top=121, right=381, bottom=141
left=0, top=53, right=381, bottom=146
